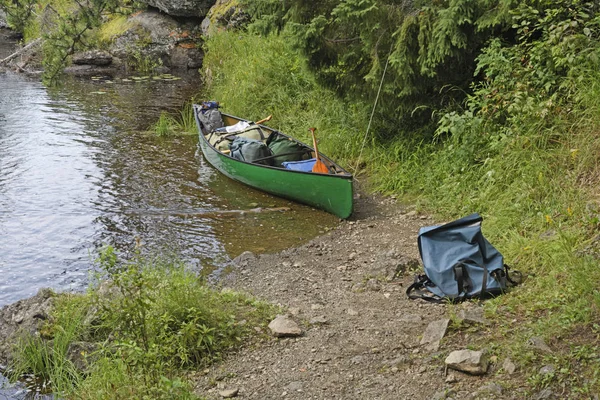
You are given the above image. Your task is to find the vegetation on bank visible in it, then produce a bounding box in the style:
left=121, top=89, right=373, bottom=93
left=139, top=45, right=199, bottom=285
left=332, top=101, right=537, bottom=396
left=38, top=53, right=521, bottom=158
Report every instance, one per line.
left=7, top=247, right=277, bottom=399
left=202, top=1, right=600, bottom=396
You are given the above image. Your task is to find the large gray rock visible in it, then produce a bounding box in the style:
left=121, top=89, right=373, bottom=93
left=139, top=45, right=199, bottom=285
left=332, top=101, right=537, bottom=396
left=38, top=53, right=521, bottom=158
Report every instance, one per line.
left=140, top=0, right=213, bottom=17
left=201, top=0, right=251, bottom=38
left=445, top=349, right=489, bottom=375
left=268, top=315, right=302, bottom=338
left=0, top=289, right=55, bottom=363
left=109, top=10, right=203, bottom=71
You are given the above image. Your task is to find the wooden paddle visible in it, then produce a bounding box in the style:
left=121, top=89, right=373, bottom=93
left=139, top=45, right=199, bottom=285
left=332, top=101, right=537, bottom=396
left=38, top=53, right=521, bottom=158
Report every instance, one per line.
left=309, top=127, right=329, bottom=174
left=255, top=115, right=272, bottom=125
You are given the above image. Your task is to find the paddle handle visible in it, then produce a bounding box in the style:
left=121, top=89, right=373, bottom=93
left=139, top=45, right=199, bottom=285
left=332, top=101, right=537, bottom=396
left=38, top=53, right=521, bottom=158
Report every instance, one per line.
left=255, top=115, right=272, bottom=125
left=309, top=127, right=320, bottom=160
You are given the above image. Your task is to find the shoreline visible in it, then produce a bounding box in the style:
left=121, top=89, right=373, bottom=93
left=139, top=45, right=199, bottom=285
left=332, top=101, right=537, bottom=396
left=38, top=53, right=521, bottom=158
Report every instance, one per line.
left=191, top=192, right=528, bottom=399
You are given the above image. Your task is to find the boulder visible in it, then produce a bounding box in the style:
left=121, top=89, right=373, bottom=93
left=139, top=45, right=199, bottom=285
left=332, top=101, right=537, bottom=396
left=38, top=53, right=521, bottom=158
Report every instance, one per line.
left=445, top=349, right=489, bottom=375
left=201, top=0, right=251, bottom=38
left=109, top=10, right=203, bottom=71
left=139, top=0, right=213, bottom=17
left=72, top=50, right=113, bottom=66
left=0, top=289, right=55, bottom=363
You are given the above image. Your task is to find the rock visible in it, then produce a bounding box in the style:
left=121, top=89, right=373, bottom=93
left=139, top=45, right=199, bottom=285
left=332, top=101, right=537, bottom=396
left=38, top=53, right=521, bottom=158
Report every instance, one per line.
left=0, top=10, right=7, bottom=29
left=268, top=315, right=302, bottom=338
left=539, top=364, right=555, bottom=376
left=140, top=0, right=213, bottom=17
left=109, top=10, right=203, bottom=71
left=72, top=50, right=113, bottom=66
left=502, top=357, right=516, bottom=374
left=527, top=336, right=553, bottom=353
left=219, top=388, right=239, bottom=398
left=445, top=350, right=488, bottom=375
left=201, top=1, right=253, bottom=39
left=288, top=307, right=300, bottom=316
left=476, top=383, right=503, bottom=396
left=63, top=64, right=118, bottom=77
left=0, top=288, right=55, bottom=364
left=420, top=319, right=450, bottom=351
left=232, top=251, right=256, bottom=267
left=346, top=308, right=359, bottom=316
left=456, top=307, right=488, bottom=325
left=66, top=341, right=98, bottom=372
left=534, top=389, right=556, bottom=400
left=285, top=381, right=303, bottom=392
left=309, top=315, right=328, bottom=325
left=445, top=373, right=458, bottom=383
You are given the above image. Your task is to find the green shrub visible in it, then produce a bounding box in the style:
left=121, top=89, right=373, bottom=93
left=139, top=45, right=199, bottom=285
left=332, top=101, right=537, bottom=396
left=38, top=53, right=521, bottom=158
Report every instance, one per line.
left=9, top=247, right=276, bottom=399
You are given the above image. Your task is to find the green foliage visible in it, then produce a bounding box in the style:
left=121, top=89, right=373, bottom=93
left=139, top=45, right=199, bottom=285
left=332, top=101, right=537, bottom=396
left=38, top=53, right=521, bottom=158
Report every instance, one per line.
left=241, top=0, right=519, bottom=130
left=152, top=103, right=196, bottom=137
left=202, top=31, right=369, bottom=163
left=9, top=246, right=276, bottom=399
left=0, top=0, right=37, bottom=33
left=41, top=0, right=121, bottom=83
left=9, top=293, right=87, bottom=396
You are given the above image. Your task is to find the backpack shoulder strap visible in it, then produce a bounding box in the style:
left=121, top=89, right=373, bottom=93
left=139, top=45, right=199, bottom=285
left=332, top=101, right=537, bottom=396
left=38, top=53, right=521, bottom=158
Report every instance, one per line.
left=406, top=275, right=446, bottom=304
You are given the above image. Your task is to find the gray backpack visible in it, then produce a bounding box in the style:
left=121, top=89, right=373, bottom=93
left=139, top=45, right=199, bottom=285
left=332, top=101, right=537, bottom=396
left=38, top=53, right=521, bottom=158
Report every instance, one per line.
left=197, top=102, right=224, bottom=133
left=407, top=213, right=519, bottom=302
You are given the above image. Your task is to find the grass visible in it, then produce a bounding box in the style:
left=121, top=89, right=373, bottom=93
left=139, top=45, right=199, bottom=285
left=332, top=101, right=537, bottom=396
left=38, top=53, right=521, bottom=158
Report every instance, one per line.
left=201, top=29, right=600, bottom=396
left=8, top=248, right=277, bottom=399
left=152, top=103, right=197, bottom=137
left=202, top=31, right=370, bottom=164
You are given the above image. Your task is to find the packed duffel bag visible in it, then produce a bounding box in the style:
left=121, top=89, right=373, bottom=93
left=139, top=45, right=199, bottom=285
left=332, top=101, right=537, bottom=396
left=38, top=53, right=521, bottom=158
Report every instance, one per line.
left=209, top=125, right=267, bottom=152
left=229, top=136, right=273, bottom=166
left=266, top=132, right=309, bottom=167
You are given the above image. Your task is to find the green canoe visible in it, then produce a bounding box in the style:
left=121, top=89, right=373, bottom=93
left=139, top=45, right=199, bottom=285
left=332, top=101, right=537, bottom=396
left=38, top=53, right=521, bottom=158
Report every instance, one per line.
left=193, top=104, right=353, bottom=219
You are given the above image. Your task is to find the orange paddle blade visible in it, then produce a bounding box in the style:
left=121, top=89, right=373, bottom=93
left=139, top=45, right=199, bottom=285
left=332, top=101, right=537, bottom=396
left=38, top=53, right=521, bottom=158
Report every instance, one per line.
left=309, top=127, right=330, bottom=174
left=312, top=159, right=329, bottom=174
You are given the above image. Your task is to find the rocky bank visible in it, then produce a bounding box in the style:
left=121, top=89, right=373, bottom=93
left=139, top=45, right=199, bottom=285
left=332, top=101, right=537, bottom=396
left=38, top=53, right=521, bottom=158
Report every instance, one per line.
left=189, top=192, right=542, bottom=400
left=0, top=0, right=245, bottom=76
left=0, top=190, right=567, bottom=399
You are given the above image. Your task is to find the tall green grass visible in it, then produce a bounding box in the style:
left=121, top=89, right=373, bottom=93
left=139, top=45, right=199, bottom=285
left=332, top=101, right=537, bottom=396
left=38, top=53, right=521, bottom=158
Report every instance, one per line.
left=202, top=29, right=600, bottom=395
left=9, top=248, right=277, bottom=399
left=152, top=103, right=198, bottom=137
left=202, top=31, right=370, bottom=164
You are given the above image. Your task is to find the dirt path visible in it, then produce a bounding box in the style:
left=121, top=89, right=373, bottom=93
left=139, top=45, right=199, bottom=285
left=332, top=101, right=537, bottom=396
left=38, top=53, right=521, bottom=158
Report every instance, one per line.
left=194, top=192, right=523, bottom=400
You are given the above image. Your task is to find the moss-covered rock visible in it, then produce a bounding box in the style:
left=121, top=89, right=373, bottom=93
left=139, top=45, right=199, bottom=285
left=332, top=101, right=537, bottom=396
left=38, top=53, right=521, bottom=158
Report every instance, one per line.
left=108, top=10, right=203, bottom=72
left=139, top=0, right=214, bottom=18
left=201, top=0, right=250, bottom=38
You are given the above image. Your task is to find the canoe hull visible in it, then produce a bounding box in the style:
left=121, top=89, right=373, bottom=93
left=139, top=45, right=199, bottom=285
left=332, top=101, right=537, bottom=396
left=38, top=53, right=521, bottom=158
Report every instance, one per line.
left=195, top=107, right=353, bottom=219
